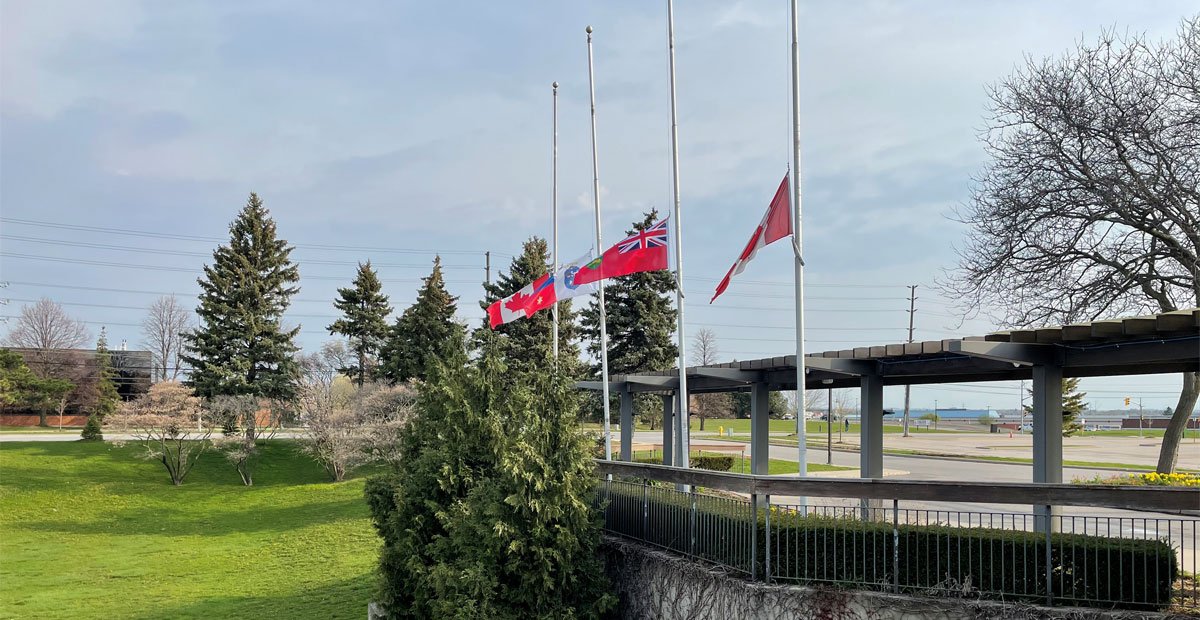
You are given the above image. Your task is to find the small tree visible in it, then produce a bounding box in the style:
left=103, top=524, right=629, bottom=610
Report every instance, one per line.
left=142, top=295, right=192, bottom=382
left=107, top=382, right=210, bottom=486
left=364, top=343, right=614, bottom=618
left=297, top=348, right=413, bottom=481
left=920, top=412, right=940, bottom=430
left=1023, top=377, right=1087, bottom=437
left=0, top=349, right=73, bottom=419
left=328, top=261, right=392, bottom=386
left=82, top=329, right=120, bottom=441
left=690, top=329, right=731, bottom=431
left=207, top=395, right=278, bottom=485
left=379, top=257, right=464, bottom=384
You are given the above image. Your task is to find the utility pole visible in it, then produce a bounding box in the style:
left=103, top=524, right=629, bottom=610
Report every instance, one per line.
left=485, top=251, right=491, bottom=286
left=826, top=386, right=832, bottom=465
left=902, top=284, right=917, bottom=437
left=1139, top=397, right=1144, bottom=438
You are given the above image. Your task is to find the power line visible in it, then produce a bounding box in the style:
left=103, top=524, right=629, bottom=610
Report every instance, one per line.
left=0, top=235, right=485, bottom=269
left=0, top=253, right=486, bottom=284
left=0, top=217, right=510, bottom=258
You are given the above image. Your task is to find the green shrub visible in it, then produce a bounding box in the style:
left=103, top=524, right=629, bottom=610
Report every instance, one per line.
left=691, top=455, right=734, bottom=471
left=79, top=415, right=103, bottom=441
left=599, top=484, right=1177, bottom=611
left=366, top=346, right=614, bottom=619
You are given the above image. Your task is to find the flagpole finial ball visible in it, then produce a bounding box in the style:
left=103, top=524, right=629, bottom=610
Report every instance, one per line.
left=586, top=25, right=593, bottom=34
left=553, top=81, right=559, bottom=89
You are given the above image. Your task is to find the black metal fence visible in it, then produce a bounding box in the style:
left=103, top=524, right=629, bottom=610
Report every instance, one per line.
left=595, top=462, right=1198, bottom=611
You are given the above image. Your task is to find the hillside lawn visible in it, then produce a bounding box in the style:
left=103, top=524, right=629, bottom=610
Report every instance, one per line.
left=0, top=440, right=382, bottom=619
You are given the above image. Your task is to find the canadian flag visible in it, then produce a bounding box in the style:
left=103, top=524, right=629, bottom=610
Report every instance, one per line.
left=487, top=251, right=600, bottom=329
left=710, top=174, right=792, bottom=303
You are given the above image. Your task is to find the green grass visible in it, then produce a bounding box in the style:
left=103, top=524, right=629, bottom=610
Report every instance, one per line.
left=629, top=449, right=850, bottom=475
left=0, top=426, right=83, bottom=433
left=0, top=440, right=382, bottom=619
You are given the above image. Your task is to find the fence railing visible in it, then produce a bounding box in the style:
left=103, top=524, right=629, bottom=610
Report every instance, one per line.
left=594, top=461, right=1199, bottom=611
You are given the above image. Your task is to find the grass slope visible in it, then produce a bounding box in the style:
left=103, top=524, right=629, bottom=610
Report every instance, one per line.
left=0, top=441, right=381, bottom=620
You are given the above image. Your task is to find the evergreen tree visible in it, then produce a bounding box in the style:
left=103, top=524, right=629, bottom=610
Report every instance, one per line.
left=328, top=261, right=392, bottom=386
left=476, top=237, right=581, bottom=379
left=365, top=342, right=614, bottom=618
left=1023, top=377, right=1087, bottom=437
left=379, top=257, right=464, bottom=383
left=183, top=193, right=301, bottom=410
left=81, top=328, right=120, bottom=441
left=579, top=211, right=677, bottom=425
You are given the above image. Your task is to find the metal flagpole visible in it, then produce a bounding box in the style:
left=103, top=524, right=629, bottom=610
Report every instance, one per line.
left=586, top=26, right=613, bottom=461
left=552, top=81, right=560, bottom=361
left=789, top=0, right=809, bottom=493
left=666, top=0, right=689, bottom=470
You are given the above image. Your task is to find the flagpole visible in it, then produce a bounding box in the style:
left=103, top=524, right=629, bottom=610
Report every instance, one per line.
left=666, top=0, right=689, bottom=470
left=790, top=0, right=809, bottom=494
left=552, top=81, right=560, bottom=361
left=586, top=26, right=613, bottom=461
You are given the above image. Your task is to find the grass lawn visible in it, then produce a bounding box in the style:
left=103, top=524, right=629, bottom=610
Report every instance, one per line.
left=629, top=449, right=850, bottom=475
left=0, top=426, right=83, bottom=433
left=0, top=440, right=382, bottom=619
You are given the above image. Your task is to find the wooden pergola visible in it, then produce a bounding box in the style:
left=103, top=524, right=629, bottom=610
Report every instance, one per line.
left=578, top=308, right=1200, bottom=520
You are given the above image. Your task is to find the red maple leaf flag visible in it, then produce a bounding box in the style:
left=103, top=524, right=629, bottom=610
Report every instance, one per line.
left=710, top=173, right=792, bottom=303
left=573, top=218, right=670, bottom=285
left=487, top=273, right=556, bottom=329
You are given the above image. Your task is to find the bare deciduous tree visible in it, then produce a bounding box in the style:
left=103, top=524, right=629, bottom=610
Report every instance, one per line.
left=941, top=18, right=1200, bottom=473
left=690, top=329, right=730, bottom=431
left=297, top=346, right=414, bottom=481
left=107, top=381, right=210, bottom=486
left=208, top=395, right=280, bottom=485
left=141, top=295, right=192, bottom=382
left=4, top=298, right=90, bottom=352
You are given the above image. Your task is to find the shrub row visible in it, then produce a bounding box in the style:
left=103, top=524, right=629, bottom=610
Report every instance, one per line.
left=631, top=454, right=734, bottom=471
left=599, top=484, right=1178, bottom=610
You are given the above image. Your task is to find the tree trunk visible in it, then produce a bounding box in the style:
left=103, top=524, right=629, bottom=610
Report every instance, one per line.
left=699, top=411, right=705, bottom=431
left=1156, top=371, right=1199, bottom=474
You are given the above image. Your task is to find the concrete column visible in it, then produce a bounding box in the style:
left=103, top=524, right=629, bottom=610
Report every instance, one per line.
left=674, top=390, right=686, bottom=468
left=660, top=393, right=674, bottom=466
left=1032, top=364, right=1063, bottom=532
left=750, top=382, right=770, bottom=475
left=859, top=374, right=884, bottom=479
left=619, top=387, right=634, bottom=462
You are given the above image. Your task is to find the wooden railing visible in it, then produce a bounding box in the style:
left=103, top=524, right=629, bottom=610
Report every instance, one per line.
left=594, top=460, right=1199, bottom=512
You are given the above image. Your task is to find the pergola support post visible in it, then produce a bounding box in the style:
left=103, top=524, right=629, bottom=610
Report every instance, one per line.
left=1032, top=364, right=1063, bottom=533
left=859, top=374, right=884, bottom=479
left=859, top=374, right=884, bottom=520
left=619, top=387, right=633, bottom=462
left=750, top=381, right=770, bottom=476
left=660, top=393, right=674, bottom=466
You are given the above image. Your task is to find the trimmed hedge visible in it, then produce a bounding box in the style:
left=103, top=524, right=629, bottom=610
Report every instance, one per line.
left=632, top=455, right=735, bottom=472
left=599, top=484, right=1178, bottom=610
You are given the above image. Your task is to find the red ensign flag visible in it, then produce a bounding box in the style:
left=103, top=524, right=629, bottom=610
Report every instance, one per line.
left=710, top=174, right=792, bottom=303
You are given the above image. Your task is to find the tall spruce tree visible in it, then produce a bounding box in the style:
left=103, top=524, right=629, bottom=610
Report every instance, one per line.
left=476, top=237, right=581, bottom=379
left=183, top=193, right=301, bottom=406
left=328, top=261, right=392, bottom=386
left=1023, top=377, right=1087, bottom=437
left=379, top=257, right=465, bottom=383
left=579, top=211, right=677, bottom=426
left=82, top=328, right=120, bottom=440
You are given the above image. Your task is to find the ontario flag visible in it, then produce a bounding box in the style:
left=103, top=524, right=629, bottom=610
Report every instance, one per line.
left=572, top=218, right=670, bottom=285
left=710, top=173, right=792, bottom=303
left=487, top=251, right=601, bottom=329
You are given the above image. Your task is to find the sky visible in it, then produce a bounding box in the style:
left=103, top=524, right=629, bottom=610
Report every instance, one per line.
left=1, top=0, right=1195, bottom=413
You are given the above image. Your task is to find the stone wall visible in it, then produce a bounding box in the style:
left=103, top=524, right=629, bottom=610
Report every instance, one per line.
left=600, top=536, right=1179, bottom=620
